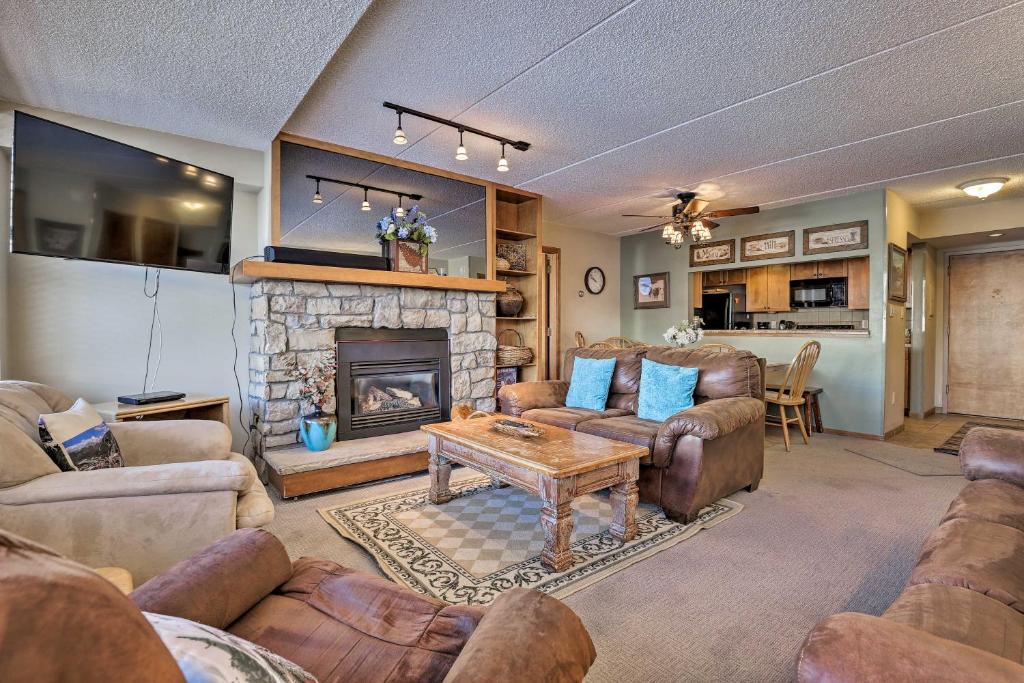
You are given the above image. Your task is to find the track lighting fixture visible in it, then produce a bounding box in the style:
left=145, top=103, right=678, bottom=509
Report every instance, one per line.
left=393, top=112, right=407, bottom=145
left=312, top=179, right=323, bottom=204
left=361, top=188, right=371, bottom=211
left=383, top=102, right=530, bottom=172
left=395, top=196, right=405, bottom=218
left=306, top=175, right=421, bottom=211
left=497, top=143, right=509, bottom=172
left=455, top=129, right=468, bottom=161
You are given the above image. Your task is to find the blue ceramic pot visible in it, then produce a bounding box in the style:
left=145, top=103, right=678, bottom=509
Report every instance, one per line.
left=299, top=409, right=337, bottom=452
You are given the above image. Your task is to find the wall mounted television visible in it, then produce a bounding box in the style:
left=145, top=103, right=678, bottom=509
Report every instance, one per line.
left=11, top=111, right=233, bottom=274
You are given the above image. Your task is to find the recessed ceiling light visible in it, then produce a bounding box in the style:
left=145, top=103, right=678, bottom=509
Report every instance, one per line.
left=989, top=233, right=1004, bottom=238
left=958, top=177, right=1007, bottom=199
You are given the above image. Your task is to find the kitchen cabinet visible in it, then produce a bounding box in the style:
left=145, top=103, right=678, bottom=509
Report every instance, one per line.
left=692, top=272, right=703, bottom=308
left=746, top=265, right=791, bottom=312
left=724, top=269, right=745, bottom=285
left=847, top=256, right=870, bottom=309
left=702, top=270, right=727, bottom=286
left=791, top=259, right=847, bottom=279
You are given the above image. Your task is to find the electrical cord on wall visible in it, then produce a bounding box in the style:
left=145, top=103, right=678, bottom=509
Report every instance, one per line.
left=230, top=255, right=267, bottom=480
left=142, top=267, right=163, bottom=393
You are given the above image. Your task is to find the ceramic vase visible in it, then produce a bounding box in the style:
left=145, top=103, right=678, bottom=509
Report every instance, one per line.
left=299, top=409, right=337, bottom=452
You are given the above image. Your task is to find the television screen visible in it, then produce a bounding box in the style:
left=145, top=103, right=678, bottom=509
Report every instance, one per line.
left=11, top=111, right=233, bottom=274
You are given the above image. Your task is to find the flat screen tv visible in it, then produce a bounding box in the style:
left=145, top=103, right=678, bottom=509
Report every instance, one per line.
left=11, top=111, right=233, bottom=274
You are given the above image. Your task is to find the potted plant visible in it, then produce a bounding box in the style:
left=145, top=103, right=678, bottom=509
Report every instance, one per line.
left=376, top=205, right=438, bottom=273
left=663, top=317, right=705, bottom=346
left=286, top=351, right=337, bottom=451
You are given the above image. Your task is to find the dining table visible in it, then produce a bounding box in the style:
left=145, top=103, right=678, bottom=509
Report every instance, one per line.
left=763, top=360, right=824, bottom=434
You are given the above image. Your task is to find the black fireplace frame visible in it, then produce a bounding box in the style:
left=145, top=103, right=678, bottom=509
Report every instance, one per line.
left=335, top=328, right=451, bottom=440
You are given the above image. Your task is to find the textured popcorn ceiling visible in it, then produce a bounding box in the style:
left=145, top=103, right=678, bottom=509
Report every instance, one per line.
left=0, top=0, right=373, bottom=148
left=3, top=0, right=1022, bottom=232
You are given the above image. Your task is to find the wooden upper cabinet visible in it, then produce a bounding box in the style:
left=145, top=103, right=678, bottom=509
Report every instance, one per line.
left=847, top=256, right=870, bottom=309
left=746, top=266, right=768, bottom=311
left=692, top=272, right=703, bottom=309
left=703, top=270, right=727, bottom=286
left=767, top=264, right=791, bottom=311
left=724, top=269, right=746, bottom=285
left=791, top=259, right=848, bottom=279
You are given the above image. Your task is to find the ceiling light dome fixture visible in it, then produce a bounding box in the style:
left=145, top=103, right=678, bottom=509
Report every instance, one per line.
left=455, top=129, right=468, bottom=161
left=312, top=178, right=323, bottom=204
left=361, top=188, right=371, bottom=211
left=497, top=143, right=509, bottom=172
left=393, top=112, right=408, bottom=145
left=958, top=177, right=1007, bottom=199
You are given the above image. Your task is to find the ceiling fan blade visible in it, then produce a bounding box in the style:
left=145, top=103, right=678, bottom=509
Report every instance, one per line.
left=638, top=222, right=672, bottom=233
left=701, top=206, right=760, bottom=219
left=684, top=198, right=709, bottom=216
left=702, top=220, right=720, bottom=229
left=622, top=214, right=673, bottom=218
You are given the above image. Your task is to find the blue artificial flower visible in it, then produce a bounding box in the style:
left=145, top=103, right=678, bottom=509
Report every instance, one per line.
left=397, top=226, right=411, bottom=239
left=423, top=225, right=438, bottom=243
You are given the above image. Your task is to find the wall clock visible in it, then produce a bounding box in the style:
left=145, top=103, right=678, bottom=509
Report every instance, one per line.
left=584, top=266, right=606, bottom=295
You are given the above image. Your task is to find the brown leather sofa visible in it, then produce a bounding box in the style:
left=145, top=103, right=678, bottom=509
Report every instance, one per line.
left=0, top=526, right=596, bottom=683
left=498, top=346, right=766, bottom=523
left=797, top=427, right=1024, bottom=681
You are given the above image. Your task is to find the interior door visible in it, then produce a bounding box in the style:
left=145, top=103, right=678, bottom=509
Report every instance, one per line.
left=947, top=250, right=1024, bottom=418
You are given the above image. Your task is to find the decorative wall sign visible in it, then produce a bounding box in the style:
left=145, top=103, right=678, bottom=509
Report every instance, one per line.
left=688, top=239, right=735, bottom=267
left=888, top=243, right=908, bottom=303
left=803, top=221, right=869, bottom=255
left=633, top=272, right=670, bottom=309
left=740, top=230, right=795, bottom=262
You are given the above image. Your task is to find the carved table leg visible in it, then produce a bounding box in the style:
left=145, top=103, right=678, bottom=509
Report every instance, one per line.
left=610, top=460, right=640, bottom=543
left=540, top=476, right=574, bottom=572
left=427, top=445, right=454, bottom=505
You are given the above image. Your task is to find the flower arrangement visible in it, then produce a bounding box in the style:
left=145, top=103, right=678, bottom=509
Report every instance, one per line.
left=376, top=205, right=438, bottom=255
left=663, top=317, right=705, bottom=346
left=285, top=351, right=336, bottom=414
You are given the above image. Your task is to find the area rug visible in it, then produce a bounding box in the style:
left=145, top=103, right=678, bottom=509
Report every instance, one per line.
left=319, top=476, right=742, bottom=605
left=935, top=421, right=1024, bottom=455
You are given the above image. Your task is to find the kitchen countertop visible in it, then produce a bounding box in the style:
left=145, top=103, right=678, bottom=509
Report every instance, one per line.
left=703, top=329, right=870, bottom=338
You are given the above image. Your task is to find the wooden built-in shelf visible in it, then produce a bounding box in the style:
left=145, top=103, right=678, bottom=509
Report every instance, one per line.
left=232, top=260, right=507, bottom=293
left=496, top=316, right=537, bottom=321
left=497, top=269, right=536, bottom=277
left=496, top=228, right=538, bottom=241
left=497, top=363, right=537, bottom=369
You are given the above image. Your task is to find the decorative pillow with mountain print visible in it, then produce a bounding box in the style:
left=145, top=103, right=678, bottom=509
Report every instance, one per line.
left=38, top=398, right=124, bottom=471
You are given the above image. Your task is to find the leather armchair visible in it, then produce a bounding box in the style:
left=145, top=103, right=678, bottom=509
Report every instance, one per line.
left=0, top=381, right=273, bottom=583
left=499, top=346, right=765, bottom=522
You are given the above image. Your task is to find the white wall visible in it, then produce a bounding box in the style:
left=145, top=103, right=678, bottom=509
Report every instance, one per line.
left=543, top=223, right=620, bottom=377
left=0, top=102, right=265, bottom=449
left=917, top=196, right=1024, bottom=239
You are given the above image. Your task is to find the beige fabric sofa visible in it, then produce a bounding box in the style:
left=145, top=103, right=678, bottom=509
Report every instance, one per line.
left=0, top=381, right=274, bottom=583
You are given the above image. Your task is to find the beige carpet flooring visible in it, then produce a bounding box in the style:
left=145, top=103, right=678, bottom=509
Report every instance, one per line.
left=265, top=433, right=966, bottom=682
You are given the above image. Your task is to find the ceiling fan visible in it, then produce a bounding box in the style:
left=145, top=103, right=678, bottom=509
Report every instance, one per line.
left=623, top=192, right=759, bottom=248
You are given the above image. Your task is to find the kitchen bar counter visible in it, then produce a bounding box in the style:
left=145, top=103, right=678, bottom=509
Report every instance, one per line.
left=704, top=329, right=870, bottom=338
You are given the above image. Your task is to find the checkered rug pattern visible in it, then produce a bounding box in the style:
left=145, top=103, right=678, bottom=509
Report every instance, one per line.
left=320, top=477, right=742, bottom=605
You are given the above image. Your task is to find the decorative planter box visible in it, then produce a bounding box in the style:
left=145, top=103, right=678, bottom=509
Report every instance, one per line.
left=387, top=239, right=428, bottom=273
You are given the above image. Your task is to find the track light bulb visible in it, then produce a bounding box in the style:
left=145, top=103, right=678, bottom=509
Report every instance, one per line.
left=393, top=112, right=407, bottom=144
left=395, top=206, right=405, bottom=217
left=455, top=130, right=468, bottom=160
left=361, top=188, right=371, bottom=211
left=361, top=200, right=371, bottom=211
left=312, top=179, right=323, bottom=204
left=497, top=143, right=509, bottom=172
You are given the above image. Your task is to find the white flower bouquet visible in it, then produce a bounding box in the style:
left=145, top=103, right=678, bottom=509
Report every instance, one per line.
left=663, top=317, right=705, bottom=347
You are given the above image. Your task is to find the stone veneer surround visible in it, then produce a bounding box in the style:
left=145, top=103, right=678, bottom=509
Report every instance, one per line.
left=249, top=281, right=497, bottom=448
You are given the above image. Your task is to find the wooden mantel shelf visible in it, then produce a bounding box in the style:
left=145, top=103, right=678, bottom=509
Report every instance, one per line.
left=231, top=260, right=507, bottom=293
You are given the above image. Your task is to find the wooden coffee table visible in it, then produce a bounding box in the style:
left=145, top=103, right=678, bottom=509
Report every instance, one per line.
left=421, top=415, right=647, bottom=572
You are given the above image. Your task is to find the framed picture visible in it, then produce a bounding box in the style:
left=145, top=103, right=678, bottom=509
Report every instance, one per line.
left=495, top=366, right=519, bottom=392
left=803, top=221, right=869, bottom=255
left=633, top=272, right=670, bottom=309
left=740, top=230, right=796, bottom=262
left=888, top=243, right=908, bottom=303
left=689, top=239, right=735, bottom=267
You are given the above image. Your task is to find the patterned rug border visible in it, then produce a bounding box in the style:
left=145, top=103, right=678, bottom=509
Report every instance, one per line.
left=934, top=420, right=1024, bottom=455
left=318, top=476, right=743, bottom=604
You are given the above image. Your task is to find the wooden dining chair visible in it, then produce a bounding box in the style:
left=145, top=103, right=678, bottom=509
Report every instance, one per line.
left=701, top=342, right=737, bottom=352
left=765, top=341, right=821, bottom=452
left=575, top=331, right=586, bottom=348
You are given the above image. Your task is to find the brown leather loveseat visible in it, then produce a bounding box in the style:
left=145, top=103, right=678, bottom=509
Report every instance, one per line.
left=498, top=346, right=766, bottom=523
left=797, top=427, right=1024, bottom=681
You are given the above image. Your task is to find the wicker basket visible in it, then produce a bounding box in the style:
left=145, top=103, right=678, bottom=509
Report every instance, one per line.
left=496, top=329, right=534, bottom=367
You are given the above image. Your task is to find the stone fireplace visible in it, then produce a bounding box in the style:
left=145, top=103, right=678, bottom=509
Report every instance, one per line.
left=248, top=281, right=497, bottom=449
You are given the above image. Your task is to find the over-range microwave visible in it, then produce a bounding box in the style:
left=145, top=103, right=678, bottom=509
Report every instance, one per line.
left=790, top=278, right=847, bottom=308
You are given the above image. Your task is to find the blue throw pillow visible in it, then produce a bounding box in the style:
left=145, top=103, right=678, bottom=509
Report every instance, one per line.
left=565, top=357, right=616, bottom=411
left=637, top=358, right=699, bottom=422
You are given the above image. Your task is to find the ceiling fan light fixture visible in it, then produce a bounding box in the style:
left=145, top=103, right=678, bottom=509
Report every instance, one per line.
left=958, top=177, right=1007, bottom=199
left=661, top=224, right=674, bottom=238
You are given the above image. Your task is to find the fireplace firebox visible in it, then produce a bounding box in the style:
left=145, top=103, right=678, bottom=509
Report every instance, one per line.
left=336, top=328, right=451, bottom=440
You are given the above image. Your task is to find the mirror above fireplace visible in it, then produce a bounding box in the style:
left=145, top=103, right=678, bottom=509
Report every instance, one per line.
left=278, top=140, right=488, bottom=279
